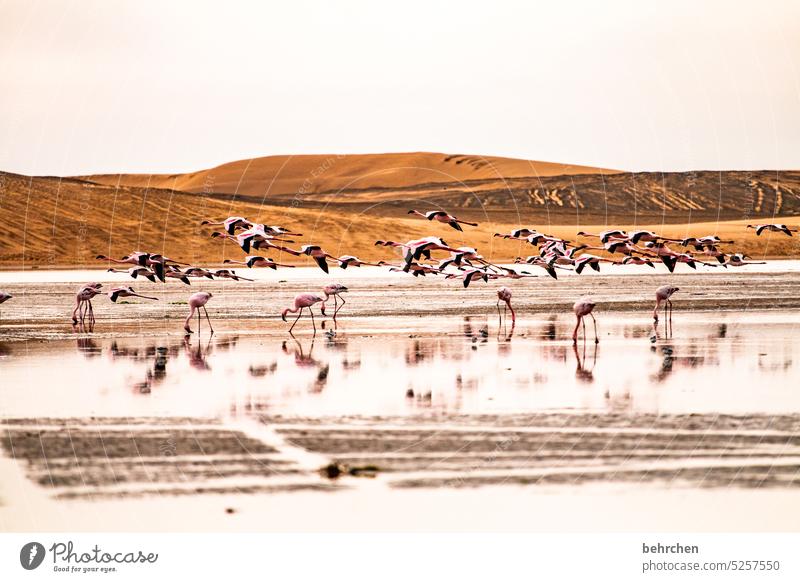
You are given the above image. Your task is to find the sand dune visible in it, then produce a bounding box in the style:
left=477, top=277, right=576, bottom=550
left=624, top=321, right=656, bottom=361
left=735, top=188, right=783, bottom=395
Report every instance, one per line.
left=79, top=152, right=619, bottom=198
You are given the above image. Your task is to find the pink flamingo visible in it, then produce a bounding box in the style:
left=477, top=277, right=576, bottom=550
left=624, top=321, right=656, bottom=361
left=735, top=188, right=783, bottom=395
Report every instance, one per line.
left=572, top=297, right=599, bottom=344
left=496, top=287, right=515, bottom=326
left=321, top=283, right=348, bottom=323
left=71, top=283, right=103, bottom=327
left=282, top=293, right=325, bottom=333
left=223, top=256, right=295, bottom=269
left=407, top=209, right=478, bottom=231
left=335, top=255, right=383, bottom=269
left=184, top=291, right=214, bottom=334
left=108, top=286, right=158, bottom=303
left=200, top=216, right=254, bottom=234
left=726, top=254, right=766, bottom=267
left=493, top=228, right=539, bottom=239
left=299, top=245, right=335, bottom=273
left=747, top=224, right=798, bottom=236
left=0, top=291, right=12, bottom=319
left=653, top=285, right=679, bottom=323
left=213, top=269, right=254, bottom=281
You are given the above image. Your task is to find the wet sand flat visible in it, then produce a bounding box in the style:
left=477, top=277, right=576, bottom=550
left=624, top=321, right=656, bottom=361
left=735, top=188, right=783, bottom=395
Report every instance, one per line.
left=1, top=267, right=800, bottom=531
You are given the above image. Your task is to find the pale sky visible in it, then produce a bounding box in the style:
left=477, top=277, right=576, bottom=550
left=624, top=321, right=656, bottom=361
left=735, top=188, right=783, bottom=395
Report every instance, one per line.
left=1, top=0, right=799, bottom=175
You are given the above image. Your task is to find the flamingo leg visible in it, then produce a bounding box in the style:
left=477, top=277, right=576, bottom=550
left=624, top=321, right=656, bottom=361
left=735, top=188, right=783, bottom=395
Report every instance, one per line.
left=572, top=315, right=581, bottom=343
left=582, top=317, right=587, bottom=344
left=496, top=300, right=502, bottom=326
left=289, top=308, right=303, bottom=333
left=310, top=307, right=316, bottom=332
left=668, top=299, right=673, bottom=337
left=203, top=306, right=214, bottom=334
left=337, top=295, right=346, bottom=317
left=590, top=312, right=599, bottom=343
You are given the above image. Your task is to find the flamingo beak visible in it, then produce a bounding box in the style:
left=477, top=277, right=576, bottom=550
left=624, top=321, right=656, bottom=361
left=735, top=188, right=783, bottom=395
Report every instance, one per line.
left=281, top=313, right=287, bottom=322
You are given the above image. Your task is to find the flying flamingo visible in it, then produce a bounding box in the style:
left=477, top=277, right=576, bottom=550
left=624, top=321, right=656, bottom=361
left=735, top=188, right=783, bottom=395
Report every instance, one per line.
left=281, top=293, right=325, bottom=333
left=213, top=269, right=254, bottom=281
left=407, top=209, right=478, bottom=231
left=572, top=297, right=599, bottom=344
left=71, top=283, right=103, bottom=328
left=200, top=216, right=254, bottom=235
left=496, top=287, right=515, bottom=327
left=726, top=254, right=767, bottom=267
left=107, top=287, right=158, bottom=303
left=335, top=255, right=383, bottom=269
left=493, top=228, right=539, bottom=239
left=299, top=245, right=335, bottom=273
left=747, top=224, right=798, bottom=236
left=96, top=252, right=150, bottom=266
left=106, top=266, right=159, bottom=282
left=320, top=283, right=348, bottom=327
left=577, top=229, right=628, bottom=243
left=653, top=285, right=679, bottom=323
left=184, top=291, right=214, bottom=334
left=223, top=256, right=295, bottom=269
left=0, top=291, right=12, bottom=319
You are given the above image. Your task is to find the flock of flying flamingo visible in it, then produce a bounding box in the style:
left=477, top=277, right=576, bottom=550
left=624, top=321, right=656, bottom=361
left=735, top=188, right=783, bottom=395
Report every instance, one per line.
left=0, top=213, right=794, bottom=343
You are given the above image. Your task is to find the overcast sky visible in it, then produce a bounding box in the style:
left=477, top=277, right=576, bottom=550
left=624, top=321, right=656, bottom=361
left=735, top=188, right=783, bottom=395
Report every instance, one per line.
left=1, top=0, right=799, bottom=175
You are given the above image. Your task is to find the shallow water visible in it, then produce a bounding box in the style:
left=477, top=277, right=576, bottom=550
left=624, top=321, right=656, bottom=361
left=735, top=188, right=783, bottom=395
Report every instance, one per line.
left=1, top=269, right=800, bottom=531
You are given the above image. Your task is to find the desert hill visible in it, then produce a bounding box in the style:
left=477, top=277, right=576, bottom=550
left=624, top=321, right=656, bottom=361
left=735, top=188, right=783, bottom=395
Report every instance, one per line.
left=79, top=152, right=619, bottom=198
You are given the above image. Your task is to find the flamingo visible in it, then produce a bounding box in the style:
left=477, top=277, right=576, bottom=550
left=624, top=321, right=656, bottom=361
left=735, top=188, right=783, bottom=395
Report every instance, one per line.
left=747, top=224, right=798, bottom=236
left=335, top=255, right=383, bottom=269
left=71, top=283, right=103, bottom=327
left=577, top=229, right=628, bottom=243
left=200, top=216, right=254, bottom=235
left=213, top=269, right=254, bottom=281
left=628, top=230, right=670, bottom=244
left=321, top=283, right=348, bottom=323
left=680, top=235, right=735, bottom=249
left=622, top=256, right=656, bottom=268
left=299, top=245, right=335, bottom=273
left=496, top=287, right=515, bottom=326
left=726, top=254, right=767, bottom=267
left=184, top=291, right=214, bottom=334
left=107, top=287, right=158, bottom=303
left=572, top=297, right=599, bottom=344
left=515, top=256, right=559, bottom=279
left=164, top=266, right=192, bottom=284
left=446, top=267, right=490, bottom=288
left=653, top=285, right=679, bottom=323
left=183, top=267, right=215, bottom=279
left=493, top=228, right=539, bottom=239
left=106, top=266, right=158, bottom=282
left=407, top=209, right=478, bottom=231
left=96, top=252, right=150, bottom=266
left=281, top=293, right=325, bottom=333
left=0, top=291, right=13, bottom=319
left=223, top=256, right=295, bottom=269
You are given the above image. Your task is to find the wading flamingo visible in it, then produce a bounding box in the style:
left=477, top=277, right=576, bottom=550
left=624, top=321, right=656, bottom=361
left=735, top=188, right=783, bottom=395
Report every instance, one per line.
left=282, top=293, right=325, bottom=333
left=184, top=291, right=214, bottom=334
left=572, top=297, right=599, bottom=344
left=496, top=287, right=515, bottom=326
left=653, top=285, right=679, bottom=323
left=71, top=283, right=103, bottom=328
left=407, top=210, right=478, bottom=231
left=321, top=283, right=348, bottom=324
